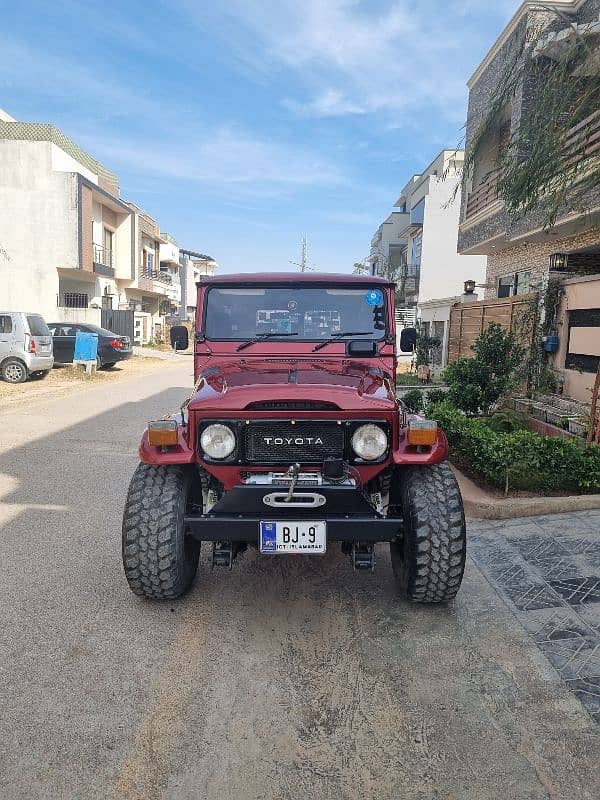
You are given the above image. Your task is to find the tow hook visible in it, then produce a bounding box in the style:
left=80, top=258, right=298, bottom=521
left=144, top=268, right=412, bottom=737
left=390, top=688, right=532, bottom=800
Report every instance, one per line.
left=351, top=543, right=376, bottom=572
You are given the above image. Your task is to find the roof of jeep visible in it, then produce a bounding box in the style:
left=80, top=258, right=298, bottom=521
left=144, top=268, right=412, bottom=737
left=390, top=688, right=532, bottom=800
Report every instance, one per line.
left=197, top=272, right=394, bottom=286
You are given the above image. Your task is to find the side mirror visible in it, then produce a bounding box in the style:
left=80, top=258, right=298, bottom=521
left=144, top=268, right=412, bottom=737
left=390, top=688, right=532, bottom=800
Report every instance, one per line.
left=399, top=327, right=417, bottom=353
left=170, top=325, right=189, bottom=351
left=347, top=340, right=377, bottom=357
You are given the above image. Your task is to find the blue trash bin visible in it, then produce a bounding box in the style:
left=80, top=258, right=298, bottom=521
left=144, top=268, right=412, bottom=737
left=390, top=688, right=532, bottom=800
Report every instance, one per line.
left=74, top=331, right=99, bottom=361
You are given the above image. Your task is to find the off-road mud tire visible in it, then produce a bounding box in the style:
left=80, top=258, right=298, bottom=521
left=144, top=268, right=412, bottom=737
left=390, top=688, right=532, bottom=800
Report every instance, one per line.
left=122, top=464, right=200, bottom=600
left=390, top=463, right=466, bottom=603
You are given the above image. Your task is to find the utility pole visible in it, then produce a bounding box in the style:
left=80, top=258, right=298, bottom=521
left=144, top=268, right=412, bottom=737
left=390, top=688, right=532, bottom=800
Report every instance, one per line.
left=290, top=236, right=315, bottom=272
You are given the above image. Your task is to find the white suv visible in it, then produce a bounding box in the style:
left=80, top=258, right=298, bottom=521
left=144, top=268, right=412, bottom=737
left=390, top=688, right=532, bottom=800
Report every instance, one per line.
left=0, top=312, right=54, bottom=383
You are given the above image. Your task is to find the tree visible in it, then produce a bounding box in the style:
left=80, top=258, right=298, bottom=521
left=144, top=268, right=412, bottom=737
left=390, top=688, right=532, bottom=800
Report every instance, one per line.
left=371, top=247, right=410, bottom=306
left=415, top=327, right=442, bottom=368
left=444, top=323, right=525, bottom=415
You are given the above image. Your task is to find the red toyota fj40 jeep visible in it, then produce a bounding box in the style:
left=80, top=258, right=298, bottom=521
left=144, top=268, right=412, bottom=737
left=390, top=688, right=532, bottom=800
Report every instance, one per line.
left=122, top=273, right=466, bottom=602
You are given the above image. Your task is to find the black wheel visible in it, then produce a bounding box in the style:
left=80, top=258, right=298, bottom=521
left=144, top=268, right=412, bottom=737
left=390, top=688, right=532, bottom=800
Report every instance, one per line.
left=30, top=370, right=50, bottom=380
left=1, top=358, right=28, bottom=383
left=103, top=362, right=117, bottom=369
left=122, top=464, right=201, bottom=600
left=390, top=463, right=466, bottom=603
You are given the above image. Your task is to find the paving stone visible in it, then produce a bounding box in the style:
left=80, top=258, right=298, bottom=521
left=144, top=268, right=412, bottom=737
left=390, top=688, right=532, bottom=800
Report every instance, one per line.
left=469, top=510, right=600, bottom=725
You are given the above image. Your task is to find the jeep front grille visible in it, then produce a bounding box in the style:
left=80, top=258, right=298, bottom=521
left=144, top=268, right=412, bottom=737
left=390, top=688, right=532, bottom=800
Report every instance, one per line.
left=243, top=421, right=344, bottom=464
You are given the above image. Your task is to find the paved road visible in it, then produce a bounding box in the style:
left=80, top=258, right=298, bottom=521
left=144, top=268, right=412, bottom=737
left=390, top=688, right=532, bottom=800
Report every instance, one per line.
left=1, top=361, right=599, bottom=800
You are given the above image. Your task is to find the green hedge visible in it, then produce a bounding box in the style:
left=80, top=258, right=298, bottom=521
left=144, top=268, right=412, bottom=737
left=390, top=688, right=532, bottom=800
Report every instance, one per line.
left=431, top=402, right=600, bottom=493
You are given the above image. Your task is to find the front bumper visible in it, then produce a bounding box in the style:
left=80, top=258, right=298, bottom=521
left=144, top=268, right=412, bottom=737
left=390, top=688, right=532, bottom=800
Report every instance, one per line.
left=184, top=483, right=403, bottom=543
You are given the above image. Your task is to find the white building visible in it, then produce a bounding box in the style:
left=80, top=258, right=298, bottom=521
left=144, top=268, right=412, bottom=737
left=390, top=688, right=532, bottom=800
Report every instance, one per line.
left=396, top=150, right=487, bottom=305
left=0, top=108, right=218, bottom=344
left=369, top=210, right=410, bottom=282
left=0, top=109, right=133, bottom=322
left=179, top=250, right=218, bottom=322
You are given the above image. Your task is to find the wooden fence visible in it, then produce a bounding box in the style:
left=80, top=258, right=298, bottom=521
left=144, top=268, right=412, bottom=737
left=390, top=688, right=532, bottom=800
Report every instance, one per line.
left=447, top=293, right=537, bottom=362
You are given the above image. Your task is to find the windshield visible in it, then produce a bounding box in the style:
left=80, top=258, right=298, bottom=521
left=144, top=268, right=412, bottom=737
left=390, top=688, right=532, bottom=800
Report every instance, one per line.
left=204, top=286, right=387, bottom=341
left=26, top=315, right=50, bottom=336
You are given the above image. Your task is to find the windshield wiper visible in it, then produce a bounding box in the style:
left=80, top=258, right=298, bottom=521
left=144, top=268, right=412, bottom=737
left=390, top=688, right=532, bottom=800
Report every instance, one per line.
left=312, top=332, right=372, bottom=352
left=236, top=332, right=298, bottom=351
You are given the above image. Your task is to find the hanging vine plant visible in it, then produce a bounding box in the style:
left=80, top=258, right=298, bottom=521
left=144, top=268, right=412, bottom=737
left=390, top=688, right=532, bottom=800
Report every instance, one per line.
left=461, top=9, right=600, bottom=230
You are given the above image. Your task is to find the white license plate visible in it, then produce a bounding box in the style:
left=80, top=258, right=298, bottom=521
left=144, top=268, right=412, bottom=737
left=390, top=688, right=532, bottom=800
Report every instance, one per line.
left=260, top=520, right=326, bottom=554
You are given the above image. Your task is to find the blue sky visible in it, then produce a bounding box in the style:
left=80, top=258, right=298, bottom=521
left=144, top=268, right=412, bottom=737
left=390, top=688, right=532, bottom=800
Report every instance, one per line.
left=1, top=0, right=521, bottom=273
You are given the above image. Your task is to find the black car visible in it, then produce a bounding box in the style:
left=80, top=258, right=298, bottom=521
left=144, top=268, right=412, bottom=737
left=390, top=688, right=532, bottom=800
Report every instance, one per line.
left=47, top=323, right=133, bottom=368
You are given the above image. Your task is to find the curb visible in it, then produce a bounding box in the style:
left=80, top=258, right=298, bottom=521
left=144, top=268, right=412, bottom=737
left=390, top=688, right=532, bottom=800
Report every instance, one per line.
left=463, top=494, right=600, bottom=520
left=450, top=464, right=600, bottom=520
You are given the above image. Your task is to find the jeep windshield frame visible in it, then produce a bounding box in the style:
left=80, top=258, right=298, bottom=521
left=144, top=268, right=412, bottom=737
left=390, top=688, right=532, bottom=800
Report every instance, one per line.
left=202, top=284, right=388, bottom=343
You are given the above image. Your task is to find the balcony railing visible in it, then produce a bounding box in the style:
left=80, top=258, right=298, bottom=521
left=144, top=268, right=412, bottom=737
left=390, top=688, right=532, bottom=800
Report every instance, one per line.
left=93, top=244, right=113, bottom=268
left=465, top=167, right=502, bottom=220
left=564, top=109, right=600, bottom=168
left=465, top=111, right=600, bottom=222
left=139, top=268, right=173, bottom=285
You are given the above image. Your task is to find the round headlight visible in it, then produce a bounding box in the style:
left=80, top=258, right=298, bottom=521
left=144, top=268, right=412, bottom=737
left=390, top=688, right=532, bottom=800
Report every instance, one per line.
left=200, top=424, right=236, bottom=460
left=351, top=424, right=388, bottom=461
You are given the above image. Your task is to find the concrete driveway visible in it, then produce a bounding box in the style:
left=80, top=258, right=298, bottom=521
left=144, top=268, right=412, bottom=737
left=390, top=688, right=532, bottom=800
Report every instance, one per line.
left=0, top=360, right=598, bottom=800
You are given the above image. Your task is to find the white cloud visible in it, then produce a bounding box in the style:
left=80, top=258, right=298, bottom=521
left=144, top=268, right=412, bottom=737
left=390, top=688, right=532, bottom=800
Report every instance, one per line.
left=74, top=125, right=345, bottom=198
left=0, top=34, right=345, bottom=199
left=180, top=0, right=522, bottom=124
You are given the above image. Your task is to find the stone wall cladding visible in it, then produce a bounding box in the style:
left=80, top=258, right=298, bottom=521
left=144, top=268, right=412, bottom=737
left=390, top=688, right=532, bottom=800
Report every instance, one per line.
left=485, top=227, right=600, bottom=298
left=458, top=0, right=599, bottom=254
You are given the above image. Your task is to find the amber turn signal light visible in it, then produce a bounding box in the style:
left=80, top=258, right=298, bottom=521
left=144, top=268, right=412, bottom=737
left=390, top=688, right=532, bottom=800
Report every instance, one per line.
left=407, top=419, right=438, bottom=447
left=147, top=419, right=179, bottom=447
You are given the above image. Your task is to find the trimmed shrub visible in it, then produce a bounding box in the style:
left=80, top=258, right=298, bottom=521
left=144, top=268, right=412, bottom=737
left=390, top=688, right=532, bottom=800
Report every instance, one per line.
left=425, top=388, right=449, bottom=409
left=430, top=402, right=600, bottom=493
left=482, top=411, right=529, bottom=434
left=443, top=323, right=525, bottom=415
left=402, top=388, right=424, bottom=413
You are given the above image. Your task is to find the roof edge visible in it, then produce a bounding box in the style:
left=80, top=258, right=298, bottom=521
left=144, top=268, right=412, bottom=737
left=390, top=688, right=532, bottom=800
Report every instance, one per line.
left=467, top=0, right=586, bottom=89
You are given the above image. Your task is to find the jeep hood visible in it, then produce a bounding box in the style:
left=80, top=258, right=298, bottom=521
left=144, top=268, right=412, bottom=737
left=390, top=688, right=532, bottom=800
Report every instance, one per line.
left=187, top=359, right=396, bottom=413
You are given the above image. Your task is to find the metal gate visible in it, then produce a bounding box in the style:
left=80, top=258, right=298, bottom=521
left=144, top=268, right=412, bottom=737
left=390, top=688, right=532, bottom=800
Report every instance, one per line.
left=101, top=309, right=134, bottom=341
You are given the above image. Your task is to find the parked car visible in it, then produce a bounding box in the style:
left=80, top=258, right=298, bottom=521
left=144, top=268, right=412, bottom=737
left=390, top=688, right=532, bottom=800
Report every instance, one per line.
left=0, top=311, right=54, bottom=383
left=47, top=323, right=133, bottom=369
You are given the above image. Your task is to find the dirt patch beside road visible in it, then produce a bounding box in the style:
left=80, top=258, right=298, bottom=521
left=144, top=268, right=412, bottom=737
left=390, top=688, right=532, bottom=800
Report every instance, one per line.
left=0, top=356, right=164, bottom=412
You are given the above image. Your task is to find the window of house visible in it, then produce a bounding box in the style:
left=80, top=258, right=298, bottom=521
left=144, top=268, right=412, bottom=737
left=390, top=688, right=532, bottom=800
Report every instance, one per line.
left=410, top=198, right=425, bottom=225
left=0, top=314, right=13, bottom=334
left=515, top=271, right=531, bottom=295
left=497, top=276, right=514, bottom=298
left=497, top=271, right=532, bottom=298
left=411, top=234, right=422, bottom=267
left=103, top=228, right=114, bottom=266
left=147, top=251, right=154, bottom=271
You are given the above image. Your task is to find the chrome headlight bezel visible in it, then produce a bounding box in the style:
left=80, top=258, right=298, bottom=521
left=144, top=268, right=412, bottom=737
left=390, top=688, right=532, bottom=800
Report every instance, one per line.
left=350, top=423, right=389, bottom=462
left=200, top=423, right=237, bottom=461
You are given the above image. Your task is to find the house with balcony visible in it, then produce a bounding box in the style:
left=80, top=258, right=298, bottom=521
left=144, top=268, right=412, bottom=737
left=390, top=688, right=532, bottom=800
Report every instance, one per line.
left=369, top=150, right=486, bottom=354
left=397, top=150, right=487, bottom=307
left=178, top=249, right=218, bottom=322
left=458, top=0, right=600, bottom=297
left=159, top=233, right=182, bottom=313
left=457, top=0, right=600, bottom=403
left=0, top=109, right=135, bottom=323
